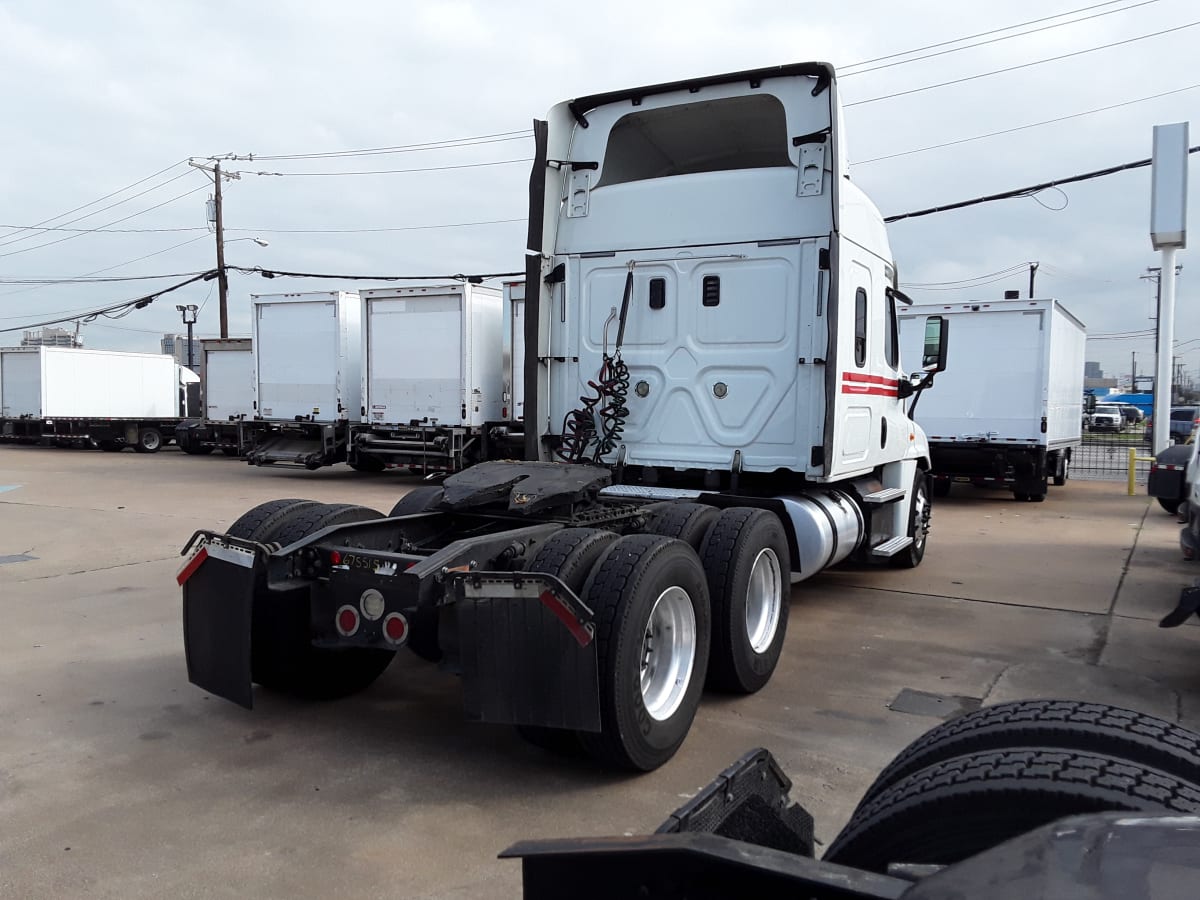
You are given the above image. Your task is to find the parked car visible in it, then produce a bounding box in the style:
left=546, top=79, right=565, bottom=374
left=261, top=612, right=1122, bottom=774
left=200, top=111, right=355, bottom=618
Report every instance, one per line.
left=1110, top=402, right=1145, bottom=426
left=1089, top=404, right=1123, bottom=432
left=1171, top=406, right=1200, bottom=439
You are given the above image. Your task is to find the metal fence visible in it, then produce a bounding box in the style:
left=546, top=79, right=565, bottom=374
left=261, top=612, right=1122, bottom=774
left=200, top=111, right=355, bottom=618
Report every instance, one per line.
left=1073, top=425, right=1153, bottom=483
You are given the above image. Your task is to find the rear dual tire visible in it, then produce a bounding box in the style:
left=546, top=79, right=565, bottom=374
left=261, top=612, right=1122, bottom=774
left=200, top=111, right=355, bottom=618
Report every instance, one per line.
left=513, top=528, right=619, bottom=756
left=225, top=499, right=395, bottom=700
left=579, top=534, right=711, bottom=772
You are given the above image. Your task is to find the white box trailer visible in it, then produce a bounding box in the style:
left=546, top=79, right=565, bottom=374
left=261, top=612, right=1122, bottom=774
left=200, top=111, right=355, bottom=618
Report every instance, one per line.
left=0, top=346, right=192, bottom=452
left=348, top=283, right=503, bottom=473
left=175, top=338, right=257, bottom=457
left=245, top=291, right=363, bottom=469
left=251, top=291, right=362, bottom=423
left=203, top=338, right=254, bottom=420
left=898, top=297, right=1085, bottom=500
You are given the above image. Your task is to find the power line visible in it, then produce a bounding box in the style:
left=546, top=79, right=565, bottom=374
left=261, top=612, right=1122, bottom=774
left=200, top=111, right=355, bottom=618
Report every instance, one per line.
left=217, top=4, right=1146, bottom=166
left=0, top=160, right=187, bottom=244
left=237, top=158, right=533, bottom=178
left=0, top=185, right=209, bottom=259
left=241, top=130, right=532, bottom=162
left=229, top=265, right=524, bottom=283
left=905, top=264, right=1031, bottom=287
left=0, top=223, right=207, bottom=235
left=846, top=19, right=1200, bottom=107
left=0, top=268, right=211, bottom=285
left=839, top=0, right=1135, bottom=70
left=884, top=145, right=1200, bottom=223
left=0, top=272, right=216, bottom=334
left=842, top=0, right=1161, bottom=77
left=228, top=217, right=525, bottom=235
left=855, top=82, right=1200, bottom=164
left=0, top=169, right=195, bottom=250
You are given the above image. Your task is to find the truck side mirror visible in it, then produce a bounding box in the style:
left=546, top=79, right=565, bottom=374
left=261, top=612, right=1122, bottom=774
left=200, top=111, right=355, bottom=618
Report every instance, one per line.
left=922, top=316, right=948, bottom=373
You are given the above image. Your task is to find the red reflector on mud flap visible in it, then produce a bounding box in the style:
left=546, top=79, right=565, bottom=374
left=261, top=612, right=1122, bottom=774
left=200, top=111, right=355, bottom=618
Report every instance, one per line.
left=537, top=589, right=594, bottom=648
left=177, top=547, right=210, bottom=586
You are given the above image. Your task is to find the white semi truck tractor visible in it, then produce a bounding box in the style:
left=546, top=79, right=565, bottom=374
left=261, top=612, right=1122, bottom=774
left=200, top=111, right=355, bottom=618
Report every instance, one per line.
left=177, top=62, right=948, bottom=771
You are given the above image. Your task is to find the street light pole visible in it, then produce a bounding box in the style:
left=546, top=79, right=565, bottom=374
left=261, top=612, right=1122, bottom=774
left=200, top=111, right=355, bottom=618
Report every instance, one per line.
left=213, top=161, right=229, bottom=339
left=176, top=304, right=198, bottom=369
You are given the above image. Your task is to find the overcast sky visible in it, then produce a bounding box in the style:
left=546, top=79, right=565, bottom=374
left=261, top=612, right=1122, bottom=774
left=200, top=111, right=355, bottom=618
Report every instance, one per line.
left=0, top=0, right=1195, bottom=381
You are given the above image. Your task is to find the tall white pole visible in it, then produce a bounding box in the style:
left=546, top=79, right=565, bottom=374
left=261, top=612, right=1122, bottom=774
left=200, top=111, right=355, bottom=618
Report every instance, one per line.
left=1153, top=246, right=1178, bottom=453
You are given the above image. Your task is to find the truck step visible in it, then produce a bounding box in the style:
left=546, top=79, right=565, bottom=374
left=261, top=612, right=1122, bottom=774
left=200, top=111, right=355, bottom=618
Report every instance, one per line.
left=871, top=536, right=914, bottom=557
left=599, top=485, right=705, bottom=501
left=861, top=487, right=906, bottom=505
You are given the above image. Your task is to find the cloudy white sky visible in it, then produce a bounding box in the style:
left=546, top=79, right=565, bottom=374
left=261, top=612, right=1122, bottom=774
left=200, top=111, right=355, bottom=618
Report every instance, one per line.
left=0, top=0, right=1195, bottom=381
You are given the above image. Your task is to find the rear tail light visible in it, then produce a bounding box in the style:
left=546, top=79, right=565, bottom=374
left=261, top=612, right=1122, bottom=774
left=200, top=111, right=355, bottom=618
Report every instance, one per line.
left=336, top=605, right=360, bottom=637
left=382, top=612, right=409, bottom=646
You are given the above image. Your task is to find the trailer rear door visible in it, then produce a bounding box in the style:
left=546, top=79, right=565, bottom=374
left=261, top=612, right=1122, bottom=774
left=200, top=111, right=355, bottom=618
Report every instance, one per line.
left=0, top=350, right=41, bottom=417
left=255, top=300, right=339, bottom=420
left=366, top=292, right=463, bottom=425
left=900, top=307, right=1045, bottom=442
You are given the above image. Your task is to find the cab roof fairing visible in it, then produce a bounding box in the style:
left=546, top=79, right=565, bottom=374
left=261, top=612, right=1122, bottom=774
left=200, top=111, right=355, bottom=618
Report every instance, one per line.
left=533, top=63, right=848, bottom=260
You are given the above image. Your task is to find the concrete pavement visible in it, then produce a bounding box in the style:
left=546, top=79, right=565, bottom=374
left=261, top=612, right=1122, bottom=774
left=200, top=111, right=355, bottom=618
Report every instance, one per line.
left=1, top=445, right=1197, bottom=898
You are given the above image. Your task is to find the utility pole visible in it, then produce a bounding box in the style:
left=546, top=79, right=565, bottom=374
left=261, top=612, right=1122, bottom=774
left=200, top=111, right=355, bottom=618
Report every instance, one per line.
left=1141, top=263, right=1183, bottom=397
left=1028, top=261, right=1039, bottom=299
left=176, top=304, right=198, bottom=369
left=188, top=157, right=242, bottom=340
left=213, top=161, right=229, bottom=339
left=1131, top=350, right=1137, bottom=390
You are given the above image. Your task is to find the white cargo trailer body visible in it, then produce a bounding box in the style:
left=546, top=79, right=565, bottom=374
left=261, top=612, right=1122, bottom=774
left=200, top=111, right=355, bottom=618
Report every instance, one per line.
left=502, top=281, right=526, bottom=423
left=1, top=347, right=179, bottom=418
left=360, top=284, right=502, bottom=427
left=898, top=299, right=1084, bottom=446
left=202, top=339, right=254, bottom=420
left=898, top=298, right=1084, bottom=500
left=251, top=291, right=362, bottom=422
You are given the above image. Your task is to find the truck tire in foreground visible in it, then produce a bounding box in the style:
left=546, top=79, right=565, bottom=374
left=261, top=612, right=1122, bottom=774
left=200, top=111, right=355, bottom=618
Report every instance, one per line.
left=824, top=747, right=1200, bottom=873
left=699, top=508, right=790, bottom=694
left=853, top=699, right=1200, bottom=814
left=245, top=502, right=397, bottom=700
left=514, top=527, right=619, bottom=756
left=578, top=534, right=711, bottom=771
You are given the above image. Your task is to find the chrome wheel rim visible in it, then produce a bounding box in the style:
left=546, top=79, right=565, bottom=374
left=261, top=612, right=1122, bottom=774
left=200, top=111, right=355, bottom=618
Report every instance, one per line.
left=640, top=586, right=696, bottom=722
left=745, top=547, right=782, bottom=654
left=913, top=483, right=930, bottom=548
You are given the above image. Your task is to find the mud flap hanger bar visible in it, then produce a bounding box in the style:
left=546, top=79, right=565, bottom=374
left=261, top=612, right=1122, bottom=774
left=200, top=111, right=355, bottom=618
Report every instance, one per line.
left=447, top=570, right=597, bottom=647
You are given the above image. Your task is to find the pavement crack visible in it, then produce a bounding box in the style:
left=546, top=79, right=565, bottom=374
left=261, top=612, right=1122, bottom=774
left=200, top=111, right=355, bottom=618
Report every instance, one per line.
left=7, top=556, right=179, bottom=583
left=979, top=663, right=1011, bottom=706
left=1089, top=500, right=1151, bottom=665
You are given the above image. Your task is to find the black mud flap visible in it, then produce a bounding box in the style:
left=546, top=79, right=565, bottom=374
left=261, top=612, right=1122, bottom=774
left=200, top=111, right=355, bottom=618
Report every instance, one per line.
left=180, top=538, right=259, bottom=708
left=656, top=749, right=815, bottom=858
left=1160, top=581, right=1200, bottom=628
left=452, top=571, right=601, bottom=732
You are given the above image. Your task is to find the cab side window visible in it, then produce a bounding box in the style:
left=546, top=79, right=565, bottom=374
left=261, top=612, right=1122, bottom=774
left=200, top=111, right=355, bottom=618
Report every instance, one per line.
left=854, top=288, right=867, bottom=367
left=884, top=293, right=899, bottom=369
